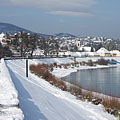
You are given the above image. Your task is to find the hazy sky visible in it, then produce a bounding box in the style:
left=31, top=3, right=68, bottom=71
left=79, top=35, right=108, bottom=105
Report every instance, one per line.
left=0, top=0, right=120, bottom=38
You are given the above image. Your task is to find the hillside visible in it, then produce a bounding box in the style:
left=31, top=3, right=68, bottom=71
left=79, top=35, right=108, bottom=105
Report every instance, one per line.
left=0, top=22, right=76, bottom=38
left=55, top=33, right=76, bottom=38
left=0, top=22, right=51, bottom=37
left=0, top=22, right=33, bottom=34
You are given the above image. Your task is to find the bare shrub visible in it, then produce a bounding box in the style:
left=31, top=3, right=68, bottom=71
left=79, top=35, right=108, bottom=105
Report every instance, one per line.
left=53, top=62, right=57, bottom=68
left=63, top=64, right=68, bottom=69
left=82, top=61, right=87, bottom=66
left=71, top=63, right=75, bottom=67
left=68, top=86, right=82, bottom=96
left=57, top=80, right=67, bottom=91
left=102, top=96, right=120, bottom=116
left=87, top=60, right=94, bottom=66
left=30, top=64, right=67, bottom=91
left=96, top=58, right=108, bottom=65
left=102, top=96, right=120, bottom=110
left=58, top=65, right=62, bottom=68
left=29, top=64, right=36, bottom=73
left=42, top=70, right=51, bottom=79
left=83, top=91, right=93, bottom=102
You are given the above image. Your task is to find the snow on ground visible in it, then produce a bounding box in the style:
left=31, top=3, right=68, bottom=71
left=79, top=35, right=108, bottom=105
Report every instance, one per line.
left=76, top=56, right=120, bottom=62
left=51, top=57, right=119, bottom=78
left=5, top=58, right=117, bottom=120
left=0, top=59, right=24, bottom=120
left=29, top=57, right=119, bottom=78
left=30, top=57, right=74, bottom=64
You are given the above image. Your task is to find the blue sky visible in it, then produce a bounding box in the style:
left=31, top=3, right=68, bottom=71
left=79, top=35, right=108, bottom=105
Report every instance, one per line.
left=0, top=0, right=120, bottom=38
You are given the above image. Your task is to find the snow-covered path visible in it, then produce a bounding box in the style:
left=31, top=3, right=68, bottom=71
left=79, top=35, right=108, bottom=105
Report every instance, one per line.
left=6, top=59, right=116, bottom=120
left=0, top=59, right=23, bottom=120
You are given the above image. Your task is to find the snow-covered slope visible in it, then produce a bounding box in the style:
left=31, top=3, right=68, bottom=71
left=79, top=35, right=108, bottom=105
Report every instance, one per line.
left=5, top=58, right=116, bottom=120
left=0, top=59, right=24, bottom=120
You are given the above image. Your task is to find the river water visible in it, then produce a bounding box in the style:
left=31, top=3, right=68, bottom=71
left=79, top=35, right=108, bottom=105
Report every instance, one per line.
left=63, top=67, right=120, bottom=98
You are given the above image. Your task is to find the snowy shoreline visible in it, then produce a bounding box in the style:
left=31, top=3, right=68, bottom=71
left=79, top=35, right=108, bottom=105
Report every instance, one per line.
left=52, top=64, right=118, bottom=78
left=30, top=57, right=120, bottom=78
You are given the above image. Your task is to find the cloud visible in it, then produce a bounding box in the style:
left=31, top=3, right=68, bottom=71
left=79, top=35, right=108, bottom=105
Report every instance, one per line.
left=47, top=11, right=94, bottom=17
left=0, top=0, right=12, bottom=6
left=4, top=0, right=96, bottom=9
left=1, top=0, right=96, bottom=17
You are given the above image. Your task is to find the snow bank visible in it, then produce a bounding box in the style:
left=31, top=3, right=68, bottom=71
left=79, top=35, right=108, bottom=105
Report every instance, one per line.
left=0, top=58, right=18, bottom=105
left=0, top=58, right=24, bottom=120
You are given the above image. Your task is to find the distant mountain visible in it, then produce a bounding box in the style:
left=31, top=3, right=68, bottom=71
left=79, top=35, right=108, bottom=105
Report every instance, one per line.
left=0, top=22, right=50, bottom=37
left=55, top=33, right=76, bottom=38
left=0, top=22, right=76, bottom=38
left=0, top=22, right=33, bottom=34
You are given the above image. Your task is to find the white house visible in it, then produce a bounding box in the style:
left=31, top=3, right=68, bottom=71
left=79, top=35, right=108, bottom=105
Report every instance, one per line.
left=33, top=48, right=44, bottom=56
left=79, top=46, right=95, bottom=52
left=97, top=47, right=110, bottom=57
left=87, top=52, right=99, bottom=57
left=110, top=50, right=120, bottom=57
left=0, top=32, right=7, bottom=47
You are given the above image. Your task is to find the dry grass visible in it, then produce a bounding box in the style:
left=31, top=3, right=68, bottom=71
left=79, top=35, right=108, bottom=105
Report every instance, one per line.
left=30, top=64, right=67, bottom=91
left=101, top=96, right=120, bottom=117
left=82, top=91, right=93, bottom=102
left=68, top=85, right=82, bottom=96
left=102, top=96, right=120, bottom=110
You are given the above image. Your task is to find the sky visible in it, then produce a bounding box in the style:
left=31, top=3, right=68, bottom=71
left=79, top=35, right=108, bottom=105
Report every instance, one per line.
left=0, top=0, right=120, bottom=38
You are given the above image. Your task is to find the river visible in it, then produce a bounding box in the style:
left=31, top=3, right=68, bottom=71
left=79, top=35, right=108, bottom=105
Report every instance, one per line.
left=63, top=66, right=120, bottom=98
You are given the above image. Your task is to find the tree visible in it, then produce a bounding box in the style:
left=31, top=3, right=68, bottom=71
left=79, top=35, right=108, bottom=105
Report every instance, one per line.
left=38, top=37, right=59, bottom=56
left=91, top=47, right=94, bottom=52
left=0, top=43, right=12, bottom=58
left=0, top=43, right=4, bottom=58
left=104, top=41, right=116, bottom=51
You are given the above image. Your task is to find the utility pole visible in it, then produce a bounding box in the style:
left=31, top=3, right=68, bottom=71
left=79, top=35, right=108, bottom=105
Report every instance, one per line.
left=26, top=58, right=28, bottom=77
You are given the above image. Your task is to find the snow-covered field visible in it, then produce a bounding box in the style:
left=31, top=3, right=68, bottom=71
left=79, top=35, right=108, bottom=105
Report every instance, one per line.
left=0, top=57, right=117, bottom=120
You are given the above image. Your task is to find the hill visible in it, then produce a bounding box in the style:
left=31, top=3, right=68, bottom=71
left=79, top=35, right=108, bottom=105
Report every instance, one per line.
left=0, top=22, right=51, bottom=37
left=0, top=22, right=33, bottom=34
left=55, top=33, right=76, bottom=38
left=0, top=22, right=77, bottom=38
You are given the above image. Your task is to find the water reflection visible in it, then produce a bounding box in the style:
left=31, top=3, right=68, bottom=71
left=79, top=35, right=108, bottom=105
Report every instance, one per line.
left=63, top=67, right=120, bottom=98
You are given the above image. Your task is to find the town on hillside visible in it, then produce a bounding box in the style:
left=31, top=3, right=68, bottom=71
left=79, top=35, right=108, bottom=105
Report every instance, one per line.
left=0, top=32, right=120, bottom=59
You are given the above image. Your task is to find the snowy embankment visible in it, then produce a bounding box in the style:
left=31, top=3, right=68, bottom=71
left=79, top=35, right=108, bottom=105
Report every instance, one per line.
left=0, top=59, right=24, bottom=120
left=30, top=57, right=120, bottom=78
left=5, top=58, right=117, bottom=120
left=32, top=57, right=119, bottom=78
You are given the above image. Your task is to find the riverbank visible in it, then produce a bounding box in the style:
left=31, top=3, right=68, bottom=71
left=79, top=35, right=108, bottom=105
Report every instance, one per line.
left=52, top=64, right=119, bottom=78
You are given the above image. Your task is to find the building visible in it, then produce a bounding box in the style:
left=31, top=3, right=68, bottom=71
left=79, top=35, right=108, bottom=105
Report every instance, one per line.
left=76, top=40, right=81, bottom=49
left=97, top=47, right=111, bottom=56
left=0, top=33, right=7, bottom=47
